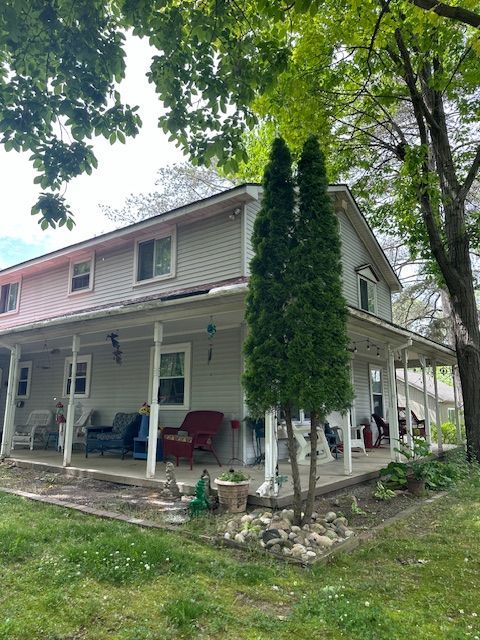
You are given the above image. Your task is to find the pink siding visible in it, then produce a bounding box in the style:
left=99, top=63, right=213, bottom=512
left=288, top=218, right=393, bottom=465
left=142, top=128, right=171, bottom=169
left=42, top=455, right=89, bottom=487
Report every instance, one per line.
left=0, top=210, right=243, bottom=329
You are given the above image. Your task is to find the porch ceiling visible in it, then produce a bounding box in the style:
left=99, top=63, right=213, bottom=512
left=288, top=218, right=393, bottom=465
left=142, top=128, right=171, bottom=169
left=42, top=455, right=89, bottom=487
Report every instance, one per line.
left=348, top=307, right=456, bottom=367
left=0, top=295, right=245, bottom=356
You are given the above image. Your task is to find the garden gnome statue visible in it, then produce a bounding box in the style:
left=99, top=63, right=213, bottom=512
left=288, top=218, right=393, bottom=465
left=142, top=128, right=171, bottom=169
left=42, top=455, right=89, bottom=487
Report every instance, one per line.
left=201, top=468, right=212, bottom=498
left=164, top=461, right=181, bottom=499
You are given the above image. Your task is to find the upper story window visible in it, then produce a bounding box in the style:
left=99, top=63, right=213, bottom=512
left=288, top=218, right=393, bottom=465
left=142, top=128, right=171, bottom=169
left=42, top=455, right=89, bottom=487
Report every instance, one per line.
left=136, top=230, right=176, bottom=283
left=0, top=281, right=20, bottom=314
left=69, top=256, right=94, bottom=294
left=356, top=264, right=379, bottom=314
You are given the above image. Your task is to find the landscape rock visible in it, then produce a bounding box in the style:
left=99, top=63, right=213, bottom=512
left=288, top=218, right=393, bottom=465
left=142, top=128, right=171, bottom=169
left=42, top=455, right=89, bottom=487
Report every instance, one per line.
left=311, top=523, right=327, bottom=534
left=325, top=511, right=337, bottom=523
left=291, top=543, right=307, bottom=558
left=314, top=535, right=334, bottom=548
left=234, top=533, right=246, bottom=544
left=324, top=529, right=338, bottom=540
left=241, top=514, right=254, bottom=524
left=282, top=509, right=295, bottom=522
left=334, top=517, right=348, bottom=527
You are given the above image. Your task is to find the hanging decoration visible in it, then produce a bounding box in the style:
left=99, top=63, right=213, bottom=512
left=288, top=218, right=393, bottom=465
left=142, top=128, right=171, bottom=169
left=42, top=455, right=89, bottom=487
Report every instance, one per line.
left=106, top=332, right=123, bottom=365
left=55, top=401, right=66, bottom=425
left=37, top=341, right=52, bottom=370
left=349, top=338, right=382, bottom=358
left=206, top=316, right=217, bottom=364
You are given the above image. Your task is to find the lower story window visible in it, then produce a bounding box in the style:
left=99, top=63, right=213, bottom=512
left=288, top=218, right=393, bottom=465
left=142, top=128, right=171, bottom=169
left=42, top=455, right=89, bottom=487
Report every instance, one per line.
left=64, top=355, right=92, bottom=398
left=370, top=366, right=384, bottom=417
left=17, top=361, right=32, bottom=398
left=151, top=344, right=191, bottom=410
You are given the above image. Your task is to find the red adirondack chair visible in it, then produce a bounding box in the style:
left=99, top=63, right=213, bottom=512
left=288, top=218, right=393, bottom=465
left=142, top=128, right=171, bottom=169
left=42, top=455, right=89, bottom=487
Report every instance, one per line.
left=163, top=410, right=224, bottom=469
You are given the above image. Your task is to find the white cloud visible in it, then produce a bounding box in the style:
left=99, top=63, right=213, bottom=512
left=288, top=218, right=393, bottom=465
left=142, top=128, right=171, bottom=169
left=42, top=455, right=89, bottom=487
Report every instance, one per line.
left=0, top=34, right=183, bottom=268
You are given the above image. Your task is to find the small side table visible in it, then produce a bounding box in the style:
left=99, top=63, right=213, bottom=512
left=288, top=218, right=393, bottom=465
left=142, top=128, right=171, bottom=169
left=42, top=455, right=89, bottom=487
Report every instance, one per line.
left=133, top=437, right=163, bottom=461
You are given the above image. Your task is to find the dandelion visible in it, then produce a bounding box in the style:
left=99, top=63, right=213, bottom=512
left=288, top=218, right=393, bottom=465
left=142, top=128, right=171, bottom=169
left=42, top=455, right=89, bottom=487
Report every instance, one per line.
left=144, top=563, right=150, bottom=570
left=460, top=610, right=465, bottom=614
left=272, top=585, right=279, bottom=591
left=114, top=566, right=119, bottom=570
left=165, top=557, right=170, bottom=562
left=365, top=601, right=370, bottom=607
left=472, top=613, right=478, bottom=618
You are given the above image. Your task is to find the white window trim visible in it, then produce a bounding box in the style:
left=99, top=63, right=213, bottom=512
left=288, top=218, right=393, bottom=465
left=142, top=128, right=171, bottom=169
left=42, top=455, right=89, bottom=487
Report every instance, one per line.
left=16, top=360, right=32, bottom=399
left=358, top=275, right=378, bottom=314
left=63, top=355, right=92, bottom=398
left=68, top=255, right=95, bottom=296
left=148, top=342, right=191, bottom=411
left=0, top=279, right=21, bottom=316
left=369, top=364, right=385, bottom=417
left=133, top=227, right=177, bottom=286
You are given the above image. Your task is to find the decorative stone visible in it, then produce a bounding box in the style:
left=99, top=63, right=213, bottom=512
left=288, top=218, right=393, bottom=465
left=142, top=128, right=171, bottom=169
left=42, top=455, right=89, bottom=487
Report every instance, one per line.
left=283, top=547, right=292, bottom=557
left=325, top=511, right=337, bottom=523
left=305, top=550, right=317, bottom=559
left=262, top=529, right=282, bottom=545
left=311, top=523, right=327, bottom=534
left=278, top=529, right=289, bottom=541
left=315, top=535, right=334, bottom=548
left=291, top=525, right=302, bottom=533
left=282, top=509, right=295, bottom=522
left=334, top=516, right=348, bottom=526
left=302, top=524, right=310, bottom=531
left=268, top=518, right=291, bottom=531
left=260, top=516, right=272, bottom=526
left=343, top=529, right=355, bottom=538
left=270, top=544, right=282, bottom=554
left=241, top=514, right=253, bottom=524
left=288, top=532, right=297, bottom=541
left=325, top=529, right=338, bottom=540
left=224, top=532, right=231, bottom=540
left=291, top=544, right=307, bottom=558
left=234, top=533, right=246, bottom=544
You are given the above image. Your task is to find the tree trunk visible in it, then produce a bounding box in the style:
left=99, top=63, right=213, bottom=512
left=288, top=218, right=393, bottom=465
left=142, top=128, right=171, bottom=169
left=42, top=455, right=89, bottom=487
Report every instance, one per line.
left=447, top=277, right=480, bottom=461
left=284, top=406, right=303, bottom=525
left=302, top=412, right=320, bottom=524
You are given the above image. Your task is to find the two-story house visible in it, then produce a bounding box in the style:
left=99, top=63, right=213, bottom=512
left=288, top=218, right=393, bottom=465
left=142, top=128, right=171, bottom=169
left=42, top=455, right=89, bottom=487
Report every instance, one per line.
left=0, top=184, right=457, bottom=497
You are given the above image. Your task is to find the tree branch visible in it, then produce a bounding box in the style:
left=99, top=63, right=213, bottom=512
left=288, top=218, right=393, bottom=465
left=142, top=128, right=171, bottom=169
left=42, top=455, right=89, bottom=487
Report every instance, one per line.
left=409, top=0, right=480, bottom=29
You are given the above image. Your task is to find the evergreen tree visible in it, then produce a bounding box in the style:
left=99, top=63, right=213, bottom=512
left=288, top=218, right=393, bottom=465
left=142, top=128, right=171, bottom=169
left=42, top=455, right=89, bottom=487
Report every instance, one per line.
left=243, top=137, right=304, bottom=518
left=243, top=137, right=295, bottom=414
left=286, top=136, right=354, bottom=522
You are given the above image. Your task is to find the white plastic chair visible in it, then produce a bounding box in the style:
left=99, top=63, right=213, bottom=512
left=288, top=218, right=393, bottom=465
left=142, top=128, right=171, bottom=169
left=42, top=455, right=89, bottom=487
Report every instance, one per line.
left=58, top=408, right=94, bottom=451
left=12, top=410, right=53, bottom=450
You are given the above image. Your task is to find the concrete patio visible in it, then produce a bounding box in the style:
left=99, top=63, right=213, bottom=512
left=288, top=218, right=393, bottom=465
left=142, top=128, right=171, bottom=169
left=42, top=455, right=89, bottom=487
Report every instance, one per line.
left=9, top=445, right=403, bottom=507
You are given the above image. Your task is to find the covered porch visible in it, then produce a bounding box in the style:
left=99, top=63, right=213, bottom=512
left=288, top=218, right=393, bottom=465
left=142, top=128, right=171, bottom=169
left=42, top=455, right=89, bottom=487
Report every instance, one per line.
left=0, top=287, right=459, bottom=505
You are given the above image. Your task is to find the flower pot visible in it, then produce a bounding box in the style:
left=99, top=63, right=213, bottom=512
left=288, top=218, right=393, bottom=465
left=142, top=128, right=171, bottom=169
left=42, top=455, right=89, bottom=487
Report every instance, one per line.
left=214, top=478, right=250, bottom=513
left=406, top=476, right=426, bottom=496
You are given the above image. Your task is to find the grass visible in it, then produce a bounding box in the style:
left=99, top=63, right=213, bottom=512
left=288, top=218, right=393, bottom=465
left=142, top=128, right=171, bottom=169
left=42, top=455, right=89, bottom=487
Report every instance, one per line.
left=1, top=467, right=480, bottom=639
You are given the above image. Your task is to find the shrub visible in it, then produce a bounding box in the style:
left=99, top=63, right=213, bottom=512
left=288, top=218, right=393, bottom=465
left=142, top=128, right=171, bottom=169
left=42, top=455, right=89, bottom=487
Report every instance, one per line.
left=431, top=421, right=458, bottom=444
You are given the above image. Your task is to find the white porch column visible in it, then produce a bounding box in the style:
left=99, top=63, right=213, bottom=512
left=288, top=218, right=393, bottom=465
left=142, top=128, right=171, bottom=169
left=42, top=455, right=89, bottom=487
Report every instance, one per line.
left=63, top=335, right=80, bottom=467
left=0, top=345, right=21, bottom=458
left=239, top=321, right=248, bottom=463
left=452, top=365, right=462, bottom=445
left=387, top=345, right=400, bottom=462
left=343, top=361, right=354, bottom=475
left=256, top=409, right=278, bottom=497
left=403, top=348, right=414, bottom=452
left=432, top=360, right=443, bottom=453
left=419, top=356, right=432, bottom=448
left=146, top=321, right=163, bottom=479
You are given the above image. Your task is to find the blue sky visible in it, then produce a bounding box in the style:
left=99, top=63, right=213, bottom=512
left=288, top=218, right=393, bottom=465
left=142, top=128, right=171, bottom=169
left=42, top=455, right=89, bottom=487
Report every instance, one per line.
left=0, top=35, right=183, bottom=270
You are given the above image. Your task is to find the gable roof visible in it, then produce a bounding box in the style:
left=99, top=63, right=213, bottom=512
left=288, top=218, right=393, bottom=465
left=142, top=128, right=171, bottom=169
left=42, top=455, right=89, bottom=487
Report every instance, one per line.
left=0, top=182, right=400, bottom=290
left=396, top=369, right=455, bottom=403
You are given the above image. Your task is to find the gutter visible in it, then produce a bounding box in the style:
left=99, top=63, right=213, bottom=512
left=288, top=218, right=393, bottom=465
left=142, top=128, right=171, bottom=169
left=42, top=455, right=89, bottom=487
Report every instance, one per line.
left=0, top=282, right=248, bottom=342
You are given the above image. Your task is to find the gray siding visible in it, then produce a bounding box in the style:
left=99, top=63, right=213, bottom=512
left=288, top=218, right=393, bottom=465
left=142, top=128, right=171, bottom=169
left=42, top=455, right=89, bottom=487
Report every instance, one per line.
left=352, top=357, right=391, bottom=424
left=338, top=211, right=392, bottom=321
left=11, top=327, right=243, bottom=465
left=0, top=211, right=243, bottom=329
left=244, top=199, right=261, bottom=271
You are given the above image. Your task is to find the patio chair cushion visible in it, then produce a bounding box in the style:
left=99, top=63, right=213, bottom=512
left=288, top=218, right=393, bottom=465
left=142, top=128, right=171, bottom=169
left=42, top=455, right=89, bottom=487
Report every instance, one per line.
left=86, top=412, right=141, bottom=458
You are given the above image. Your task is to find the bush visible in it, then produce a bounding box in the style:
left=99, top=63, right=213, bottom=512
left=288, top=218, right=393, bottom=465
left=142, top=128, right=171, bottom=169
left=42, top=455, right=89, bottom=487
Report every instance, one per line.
left=431, top=421, right=458, bottom=444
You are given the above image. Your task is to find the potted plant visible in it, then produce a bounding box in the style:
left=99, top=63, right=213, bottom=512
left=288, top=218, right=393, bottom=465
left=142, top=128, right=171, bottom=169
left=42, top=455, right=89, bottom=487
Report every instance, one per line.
left=398, top=438, right=431, bottom=495
left=215, top=468, right=250, bottom=513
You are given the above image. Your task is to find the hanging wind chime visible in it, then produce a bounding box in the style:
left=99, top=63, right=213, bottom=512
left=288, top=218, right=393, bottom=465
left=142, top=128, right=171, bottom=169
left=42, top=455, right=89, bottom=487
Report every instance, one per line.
left=206, top=316, right=216, bottom=364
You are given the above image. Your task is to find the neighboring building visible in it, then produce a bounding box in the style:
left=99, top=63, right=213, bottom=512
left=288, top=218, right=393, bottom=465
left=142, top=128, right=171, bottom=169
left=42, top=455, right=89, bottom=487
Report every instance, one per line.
left=396, top=370, right=458, bottom=425
left=0, top=184, right=456, bottom=480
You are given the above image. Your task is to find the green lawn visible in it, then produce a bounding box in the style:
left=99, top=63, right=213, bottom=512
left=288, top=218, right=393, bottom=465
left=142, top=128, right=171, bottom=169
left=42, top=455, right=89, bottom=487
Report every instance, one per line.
left=1, top=478, right=479, bottom=639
